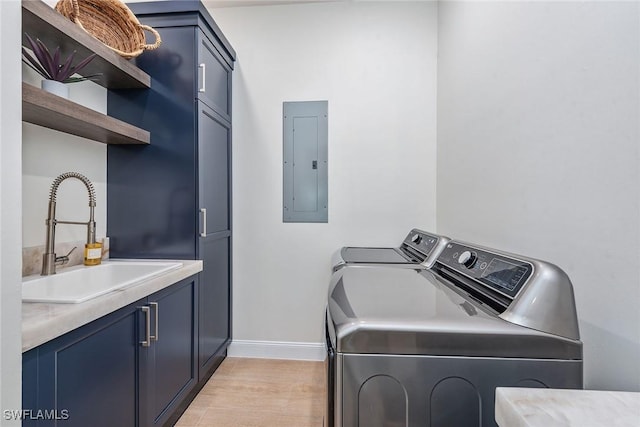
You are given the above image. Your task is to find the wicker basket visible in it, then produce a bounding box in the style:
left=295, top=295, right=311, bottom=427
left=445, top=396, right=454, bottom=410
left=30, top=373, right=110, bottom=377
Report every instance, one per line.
left=55, top=0, right=161, bottom=59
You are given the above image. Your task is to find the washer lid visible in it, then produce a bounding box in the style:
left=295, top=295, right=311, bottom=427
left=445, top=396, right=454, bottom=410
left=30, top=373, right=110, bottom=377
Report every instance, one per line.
left=327, top=266, right=581, bottom=359
left=340, top=247, right=409, bottom=264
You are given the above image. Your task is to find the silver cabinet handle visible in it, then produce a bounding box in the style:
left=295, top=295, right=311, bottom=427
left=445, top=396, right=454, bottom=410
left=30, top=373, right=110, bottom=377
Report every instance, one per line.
left=140, top=306, right=151, bottom=347
left=199, top=63, right=206, bottom=93
left=200, top=208, right=207, bottom=237
left=150, top=302, right=159, bottom=342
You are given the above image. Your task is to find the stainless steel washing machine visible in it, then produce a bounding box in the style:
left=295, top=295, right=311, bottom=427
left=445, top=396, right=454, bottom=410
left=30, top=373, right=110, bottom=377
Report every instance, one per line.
left=332, top=229, right=450, bottom=272
left=325, top=240, right=583, bottom=427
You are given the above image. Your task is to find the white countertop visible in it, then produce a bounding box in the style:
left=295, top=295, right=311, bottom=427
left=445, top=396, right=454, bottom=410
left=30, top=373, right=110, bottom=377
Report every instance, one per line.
left=496, top=387, right=640, bottom=427
left=22, top=259, right=203, bottom=352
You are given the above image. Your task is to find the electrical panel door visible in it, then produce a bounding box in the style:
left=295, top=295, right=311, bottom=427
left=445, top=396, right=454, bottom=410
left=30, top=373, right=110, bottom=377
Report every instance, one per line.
left=283, top=101, right=328, bottom=223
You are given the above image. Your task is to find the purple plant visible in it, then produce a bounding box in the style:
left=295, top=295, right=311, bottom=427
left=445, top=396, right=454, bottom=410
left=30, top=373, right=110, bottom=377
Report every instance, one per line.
left=22, top=33, right=101, bottom=83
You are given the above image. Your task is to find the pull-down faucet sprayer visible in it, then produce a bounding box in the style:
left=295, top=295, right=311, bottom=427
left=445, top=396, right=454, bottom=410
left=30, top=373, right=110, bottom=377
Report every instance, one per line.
left=41, top=172, right=97, bottom=276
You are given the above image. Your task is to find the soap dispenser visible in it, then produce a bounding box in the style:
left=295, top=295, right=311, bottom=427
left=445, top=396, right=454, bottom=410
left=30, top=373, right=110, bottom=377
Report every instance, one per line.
left=84, top=240, right=103, bottom=266
left=83, top=218, right=102, bottom=266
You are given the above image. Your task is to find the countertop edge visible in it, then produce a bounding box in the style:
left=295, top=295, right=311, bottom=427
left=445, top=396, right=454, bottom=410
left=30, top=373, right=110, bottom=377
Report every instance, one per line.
left=495, top=387, right=640, bottom=427
left=495, top=387, right=527, bottom=427
left=22, top=259, right=203, bottom=352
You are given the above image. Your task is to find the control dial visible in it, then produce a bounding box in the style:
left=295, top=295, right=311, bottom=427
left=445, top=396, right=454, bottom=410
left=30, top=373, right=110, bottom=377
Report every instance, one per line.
left=458, top=251, right=477, bottom=268
left=411, top=234, right=422, bottom=244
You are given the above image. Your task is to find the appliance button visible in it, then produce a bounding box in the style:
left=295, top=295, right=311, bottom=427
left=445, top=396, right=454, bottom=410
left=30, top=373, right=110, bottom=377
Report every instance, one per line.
left=411, top=234, right=422, bottom=244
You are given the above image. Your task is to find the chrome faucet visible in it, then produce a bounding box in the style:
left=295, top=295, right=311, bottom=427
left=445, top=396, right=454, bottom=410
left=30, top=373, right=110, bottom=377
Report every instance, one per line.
left=41, top=172, right=97, bottom=276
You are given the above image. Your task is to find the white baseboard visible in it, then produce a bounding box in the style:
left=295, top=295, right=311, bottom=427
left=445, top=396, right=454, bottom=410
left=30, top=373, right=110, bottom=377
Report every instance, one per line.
left=228, top=339, right=326, bottom=361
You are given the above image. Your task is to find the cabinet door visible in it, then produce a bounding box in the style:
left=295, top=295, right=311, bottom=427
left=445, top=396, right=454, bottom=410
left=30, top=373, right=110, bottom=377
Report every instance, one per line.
left=197, top=29, right=232, bottom=121
left=107, top=25, right=198, bottom=260
left=198, top=101, right=231, bottom=235
left=22, top=302, right=141, bottom=427
left=142, top=277, right=198, bottom=426
left=198, top=235, right=230, bottom=379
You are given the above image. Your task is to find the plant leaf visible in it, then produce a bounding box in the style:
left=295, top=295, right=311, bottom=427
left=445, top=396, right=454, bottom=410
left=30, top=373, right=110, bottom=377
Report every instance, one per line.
left=82, top=73, right=102, bottom=80
left=62, top=77, right=87, bottom=83
left=25, top=34, right=54, bottom=79
left=23, top=33, right=100, bottom=83
left=52, top=47, right=61, bottom=80
left=57, top=50, right=76, bottom=81
left=34, top=38, right=56, bottom=79
left=22, top=47, right=50, bottom=79
left=22, top=59, right=49, bottom=80
left=69, top=53, right=97, bottom=77
left=63, top=73, right=102, bottom=84
left=24, top=33, right=39, bottom=54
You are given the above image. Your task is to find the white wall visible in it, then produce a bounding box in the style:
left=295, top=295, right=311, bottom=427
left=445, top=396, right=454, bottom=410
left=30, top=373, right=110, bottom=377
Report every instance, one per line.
left=21, top=0, right=108, bottom=251
left=209, top=1, right=439, bottom=348
left=0, top=0, right=23, bottom=423
left=437, top=1, right=640, bottom=391
left=21, top=87, right=108, bottom=249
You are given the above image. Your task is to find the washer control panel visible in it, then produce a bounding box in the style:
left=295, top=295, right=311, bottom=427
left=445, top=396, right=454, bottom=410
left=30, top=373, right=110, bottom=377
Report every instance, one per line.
left=402, top=229, right=440, bottom=257
left=436, top=242, right=533, bottom=299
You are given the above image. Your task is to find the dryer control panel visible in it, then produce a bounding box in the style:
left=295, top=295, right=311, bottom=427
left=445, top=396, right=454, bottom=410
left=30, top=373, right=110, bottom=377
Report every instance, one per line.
left=436, top=242, right=533, bottom=299
left=434, top=240, right=580, bottom=341
left=401, top=229, right=441, bottom=258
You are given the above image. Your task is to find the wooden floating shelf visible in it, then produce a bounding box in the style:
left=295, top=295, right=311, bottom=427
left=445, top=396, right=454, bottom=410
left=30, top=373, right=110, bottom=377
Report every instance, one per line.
left=22, top=83, right=150, bottom=145
left=22, top=0, right=150, bottom=89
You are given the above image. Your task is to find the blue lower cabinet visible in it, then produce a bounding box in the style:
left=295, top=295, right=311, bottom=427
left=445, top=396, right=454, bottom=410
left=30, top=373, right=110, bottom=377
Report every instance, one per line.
left=198, top=236, right=230, bottom=379
left=22, top=301, right=139, bottom=427
left=141, top=277, right=198, bottom=426
left=22, top=276, right=197, bottom=427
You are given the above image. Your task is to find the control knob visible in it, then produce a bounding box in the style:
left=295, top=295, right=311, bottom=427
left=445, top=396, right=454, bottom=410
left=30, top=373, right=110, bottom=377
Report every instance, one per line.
left=411, top=234, right=422, bottom=244
left=458, top=251, right=477, bottom=268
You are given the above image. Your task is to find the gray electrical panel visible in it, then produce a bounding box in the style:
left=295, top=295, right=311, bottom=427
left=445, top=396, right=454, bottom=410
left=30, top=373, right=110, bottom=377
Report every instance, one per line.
left=283, top=101, right=328, bottom=223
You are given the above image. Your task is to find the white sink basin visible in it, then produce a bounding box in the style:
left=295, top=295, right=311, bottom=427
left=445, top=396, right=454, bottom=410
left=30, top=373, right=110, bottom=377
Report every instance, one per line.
left=22, top=261, right=183, bottom=304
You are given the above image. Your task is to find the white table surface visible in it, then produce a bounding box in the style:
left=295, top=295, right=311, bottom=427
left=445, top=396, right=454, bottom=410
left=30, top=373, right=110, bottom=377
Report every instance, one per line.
left=495, top=387, right=640, bottom=427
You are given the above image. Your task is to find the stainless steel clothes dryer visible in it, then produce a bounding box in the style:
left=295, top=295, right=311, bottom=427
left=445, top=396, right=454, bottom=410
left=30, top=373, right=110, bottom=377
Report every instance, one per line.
left=332, top=229, right=450, bottom=272
left=325, top=240, right=583, bottom=427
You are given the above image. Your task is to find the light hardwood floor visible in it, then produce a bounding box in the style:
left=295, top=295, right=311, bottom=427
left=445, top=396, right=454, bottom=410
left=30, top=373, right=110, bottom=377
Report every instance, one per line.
left=176, top=358, right=326, bottom=427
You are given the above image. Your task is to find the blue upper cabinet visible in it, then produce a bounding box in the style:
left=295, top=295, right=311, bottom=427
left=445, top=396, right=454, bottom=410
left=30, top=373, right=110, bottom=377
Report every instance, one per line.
left=197, top=29, right=232, bottom=121
left=198, top=102, right=230, bottom=235
left=107, top=0, right=235, bottom=259
left=107, top=22, right=200, bottom=259
left=106, top=0, right=234, bottom=382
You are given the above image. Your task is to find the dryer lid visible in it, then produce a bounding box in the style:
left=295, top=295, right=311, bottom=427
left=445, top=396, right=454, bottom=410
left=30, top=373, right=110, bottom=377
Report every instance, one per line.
left=327, top=266, right=582, bottom=359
